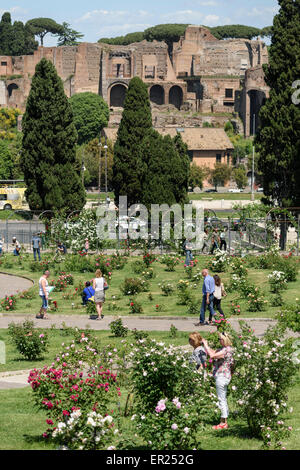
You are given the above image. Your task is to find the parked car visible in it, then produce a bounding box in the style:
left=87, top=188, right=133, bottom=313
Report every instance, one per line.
left=257, top=188, right=264, bottom=193
left=228, top=189, right=243, bottom=193
left=205, top=189, right=218, bottom=193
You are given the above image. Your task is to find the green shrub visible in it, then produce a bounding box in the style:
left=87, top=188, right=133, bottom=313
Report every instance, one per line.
left=8, top=320, right=49, bottom=360
left=276, top=301, right=300, bottom=332
left=109, top=318, right=129, bottom=337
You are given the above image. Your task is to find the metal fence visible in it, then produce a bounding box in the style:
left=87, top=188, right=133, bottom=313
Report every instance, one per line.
left=0, top=211, right=299, bottom=256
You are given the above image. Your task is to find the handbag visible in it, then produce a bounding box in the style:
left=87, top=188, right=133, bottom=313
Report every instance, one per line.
left=221, top=284, right=227, bottom=298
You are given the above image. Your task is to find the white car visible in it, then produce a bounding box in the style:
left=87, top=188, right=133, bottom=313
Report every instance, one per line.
left=228, top=189, right=243, bottom=193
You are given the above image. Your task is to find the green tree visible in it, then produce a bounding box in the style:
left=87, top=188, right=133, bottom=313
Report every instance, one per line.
left=255, top=0, right=300, bottom=209
left=69, top=92, right=109, bottom=145
left=21, top=58, right=86, bottom=212
left=232, top=166, right=248, bottom=189
left=0, top=12, right=14, bottom=55
left=172, top=133, right=190, bottom=205
left=57, top=22, right=84, bottom=46
left=112, top=77, right=152, bottom=207
left=26, top=18, right=64, bottom=46
left=209, top=163, right=232, bottom=190
left=78, top=137, right=114, bottom=188
left=140, top=130, right=178, bottom=208
left=144, top=24, right=188, bottom=56
left=209, top=24, right=261, bottom=40
left=260, top=26, right=273, bottom=38
left=0, top=140, right=14, bottom=179
left=98, top=31, right=144, bottom=45
left=189, top=163, right=209, bottom=190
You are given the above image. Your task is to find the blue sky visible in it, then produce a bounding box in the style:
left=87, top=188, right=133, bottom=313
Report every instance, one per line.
left=0, top=0, right=279, bottom=46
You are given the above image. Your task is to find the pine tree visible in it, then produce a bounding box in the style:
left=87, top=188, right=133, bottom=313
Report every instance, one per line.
left=21, top=58, right=86, bottom=212
left=112, top=77, right=152, bottom=207
left=255, top=0, right=300, bottom=208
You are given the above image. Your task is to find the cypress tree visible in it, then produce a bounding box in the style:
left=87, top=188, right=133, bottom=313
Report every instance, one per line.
left=112, top=77, right=152, bottom=207
left=255, top=0, right=300, bottom=208
left=21, top=58, right=86, bottom=212
left=172, top=133, right=190, bottom=205
left=140, top=130, right=178, bottom=209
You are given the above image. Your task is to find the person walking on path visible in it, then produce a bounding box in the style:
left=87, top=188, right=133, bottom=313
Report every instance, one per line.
left=213, top=275, right=226, bottom=319
left=37, top=270, right=50, bottom=319
left=32, top=233, right=42, bottom=261
left=201, top=333, right=234, bottom=430
left=195, top=269, right=215, bottom=326
left=92, top=269, right=109, bottom=320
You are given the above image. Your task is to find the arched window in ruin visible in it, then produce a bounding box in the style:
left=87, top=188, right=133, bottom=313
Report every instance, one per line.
left=110, top=84, right=127, bottom=107
left=150, top=85, right=165, bottom=106
left=7, top=83, right=19, bottom=98
left=169, top=86, right=183, bottom=110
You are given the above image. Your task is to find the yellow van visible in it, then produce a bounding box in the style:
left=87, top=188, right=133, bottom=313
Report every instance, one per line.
left=0, top=187, right=26, bottom=210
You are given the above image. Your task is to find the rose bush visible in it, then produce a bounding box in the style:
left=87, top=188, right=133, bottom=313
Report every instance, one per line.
left=8, top=320, right=49, bottom=360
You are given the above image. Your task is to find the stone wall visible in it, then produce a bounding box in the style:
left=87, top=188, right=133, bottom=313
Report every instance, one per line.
left=0, top=26, right=269, bottom=135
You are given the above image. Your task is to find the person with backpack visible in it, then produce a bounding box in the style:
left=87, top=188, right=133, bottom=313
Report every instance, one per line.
left=82, top=281, right=95, bottom=306
left=201, top=332, right=234, bottom=430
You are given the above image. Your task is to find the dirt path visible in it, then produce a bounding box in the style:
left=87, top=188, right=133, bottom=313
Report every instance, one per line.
left=0, top=273, right=33, bottom=299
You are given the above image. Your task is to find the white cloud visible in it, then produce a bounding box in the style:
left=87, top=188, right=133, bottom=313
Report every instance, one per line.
left=96, top=23, right=152, bottom=37
left=0, top=6, right=28, bottom=18
left=203, top=14, right=220, bottom=26
left=161, top=10, right=204, bottom=23
left=197, top=1, right=218, bottom=6
left=246, top=6, right=279, bottom=18
left=77, top=9, right=152, bottom=24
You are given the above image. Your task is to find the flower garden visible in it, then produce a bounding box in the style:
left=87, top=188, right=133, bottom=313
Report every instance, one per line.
left=0, top=245, right=300, bottom=450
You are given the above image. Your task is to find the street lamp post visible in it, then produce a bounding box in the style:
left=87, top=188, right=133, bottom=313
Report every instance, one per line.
left=81, top=150, right=85, bottom=188
left=98, top=138, right=102, bottom=206
left=251, top=114, right=256, bottom=202
left=104, top=137, right=108, bottom=198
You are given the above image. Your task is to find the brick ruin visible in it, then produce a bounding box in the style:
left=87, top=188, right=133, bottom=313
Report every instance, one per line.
left=0, top=25, right=269, bottom=136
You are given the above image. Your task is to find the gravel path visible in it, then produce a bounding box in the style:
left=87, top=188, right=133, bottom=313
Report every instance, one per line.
left=0, top=273, right=33, bottom=299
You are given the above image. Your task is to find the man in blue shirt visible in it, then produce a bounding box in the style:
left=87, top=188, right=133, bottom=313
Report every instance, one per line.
left=195, top=269, right=215, bottom=326
left=32, top=233, right=42, bottom=261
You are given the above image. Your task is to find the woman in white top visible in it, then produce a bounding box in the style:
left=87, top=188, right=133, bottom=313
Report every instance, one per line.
left=93, top=269, right=108, bottom=320
left=212, top=274, right=226, bottom=320
left=37, top=270, right=50, bottom=319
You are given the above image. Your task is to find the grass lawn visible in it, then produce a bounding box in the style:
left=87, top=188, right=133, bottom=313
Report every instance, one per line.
left=0, top=329, right=191, bottom=374
left=0, top=331, right=299, bottom=451
left=188, top=193, right=263, bottom=201
left=86, top=192, right=114, bottom=202
left=0, top=253, right=299, bottom=321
